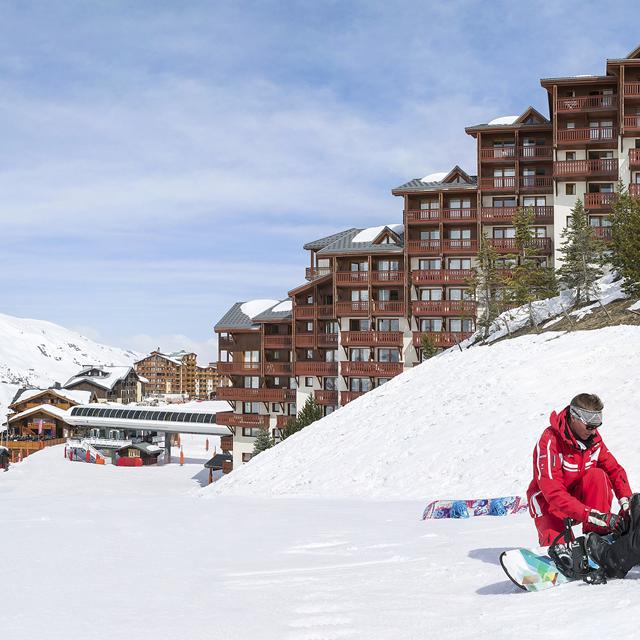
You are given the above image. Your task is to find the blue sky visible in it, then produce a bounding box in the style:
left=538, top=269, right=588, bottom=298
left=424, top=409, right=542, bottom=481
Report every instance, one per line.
left=0, top=1, right=638, bottom=362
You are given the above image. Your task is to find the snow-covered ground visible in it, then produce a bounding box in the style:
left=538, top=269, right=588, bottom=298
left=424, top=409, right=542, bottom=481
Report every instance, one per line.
left=3, top=324, right=640, bottom=639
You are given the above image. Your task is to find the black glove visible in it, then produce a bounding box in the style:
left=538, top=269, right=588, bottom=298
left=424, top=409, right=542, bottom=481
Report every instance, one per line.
left=587, top=509, right=628, bottom=535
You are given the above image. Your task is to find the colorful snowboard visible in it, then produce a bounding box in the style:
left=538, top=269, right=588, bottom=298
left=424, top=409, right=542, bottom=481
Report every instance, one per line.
left=422, top=496, right=528, bottom=520
left=500, top=547, right=573, bottom=592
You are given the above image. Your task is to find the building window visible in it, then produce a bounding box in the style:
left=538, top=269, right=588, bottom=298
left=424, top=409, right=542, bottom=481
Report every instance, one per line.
left=420, top=288, right=442, bottom=301
left=304, top=377, right=313, bottom=387
left=493, top=227, right=516, bottom=239
left=566, top=183, right=576, bottom=195
left=350, top=378, right=372, bottom=392
left=420, top=318, right=443, bottom=332
left=244, top=376, right=260, bottom=389
left=418, top=258, right=441, bottom=270
left=351, top=289, right=369, bottom=302
left=350, top=260, right=368, bottom=272
left=349, top=348, right=371, bottom=362
left=243, top=402, right=260, bottom=414
left=324, top=377, right=337, bottom=391
left=242, top=453, right=253, bottom=462
left=448, top=258, right=471, bottom=270
left=325, top=350, right=338, bottom=362
left=271, top=403, right=280, bottom=413
left=349, top=318, right=370, bottom=331
left=242, top=427, right=261, bottom=438
left=450, top=318, right=475, bottom=333
left=378, top=348, right=400, bottom=363
left=377, top=318, right=400, bottom=332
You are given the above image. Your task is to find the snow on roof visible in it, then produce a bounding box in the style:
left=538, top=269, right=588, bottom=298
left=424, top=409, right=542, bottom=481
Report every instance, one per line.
left=12, top=387, right=92, bottom=406
left=240, top=299, right=280, bottom=320
left=64, top=366, right=136, bottom=391
left=8, top=403, right=70, bottom=423
left=271, top=300, right=293, bottom=313
left=351, top=225, right=404, bottom=243
left=420, top=171, right=448, bottom=183
left=488, top=115, right=518, bottom=125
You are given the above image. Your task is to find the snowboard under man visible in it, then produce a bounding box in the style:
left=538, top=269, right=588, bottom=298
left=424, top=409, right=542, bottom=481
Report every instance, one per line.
left=526, top=393, right=640, bottom=579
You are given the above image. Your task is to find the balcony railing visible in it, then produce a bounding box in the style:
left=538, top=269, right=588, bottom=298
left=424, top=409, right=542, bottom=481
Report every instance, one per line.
left=412, top=331, right=473, bottom=348
left=553, top=158, right=618, bottom=178
left=623, top=115, right=640, bottom=131
left=519, top=176, right=553, bottom=191
left=371, top=300, right=406, bottom=315
left=488, top=238, right=553, bottom=253
left=341, top=331, right=403, bottom=346
left=216, top=388, right=296, bottom=403
left=406, top=239, right=442, bottom=255
left=295, top=305, right=334, bottom=319
left=584, top=193, right=616, bottom=209
left=218, top=337, right=235, bottom=350
left=442, top=208, right=477, bottom=221
left=624, top=83, right=640, bottom=97
left=215, top=412, right=269, bottom=428
left=556, top=127, right=617, bottom=144
left=371, top=270, right=405, bottom=284
left=480, top=147, right=516, bottom=161
left=217, top=361, right=260, bottom=375
left=630, top=183, right=640, bottom=197
left=592, top=226, right=612, bottom=240
left=335, top=301, right=370, bottom=316
left=317, top=333, right=338, bottom=347
left=295, top=333, right=315, bottom=347
left=336, top=271, right=370, bottom=284
left=411, top=300, right=477, bottom=316
left=556, top=95, right=618, bottom=112
left=341, top=361, right=403, bottom=377
left=630, top=149, right=640, bottom=168
left=263, top=335, right=292, bottom=349
left=442, top=239, right=478, bottom=253
left=406, top=209, right=443, bottom=223
left=406, top=208, right=477, bottom=223
left=479, top=177, right=516, bottom=191
left=341, top=391, right=364, bottom=405
left=305, top=267, right=332, bottom=280
left=315, top=390, right=338, bottom=405
left=481, top=206, right=554, bottom=223
left=411, top=269, right=473, bottom=285
left=263, top=362, right=293, bottom=376
left=295, top=362, right=338, bottom=376
left=518, top=146, right=553, bottom=160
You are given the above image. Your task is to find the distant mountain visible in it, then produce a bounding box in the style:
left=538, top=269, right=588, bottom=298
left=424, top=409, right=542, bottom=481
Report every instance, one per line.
left=0, top=312, right=139, bottom=419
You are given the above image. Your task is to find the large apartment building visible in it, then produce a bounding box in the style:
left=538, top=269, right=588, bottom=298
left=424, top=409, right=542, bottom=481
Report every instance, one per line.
left=214, top=44, right=640, bottom=472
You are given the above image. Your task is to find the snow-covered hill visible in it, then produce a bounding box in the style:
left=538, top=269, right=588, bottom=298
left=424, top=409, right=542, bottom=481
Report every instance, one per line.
left=207, top=325, right=640, bottom=500
left=0, top=312, right=138, bottom=416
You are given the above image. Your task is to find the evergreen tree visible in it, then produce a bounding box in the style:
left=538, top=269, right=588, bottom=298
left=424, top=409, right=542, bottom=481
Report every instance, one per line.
left=420, top=333, right=438, bottom=359
left=556, top=199, right=605, bottom=303
left=252, top=425, right=274, bottom=456
left=468, top=233, right=504, bottom=337
left=610, top=188, right=640, bottom=296
left=280, top=395, right=322, bottom=440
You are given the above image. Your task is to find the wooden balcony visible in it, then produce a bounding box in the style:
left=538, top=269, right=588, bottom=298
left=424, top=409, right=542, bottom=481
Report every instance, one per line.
left=519, top=176, right=553, bottom=192
left=341, top=361, right=403, bottom=377
left=315, top=390, right=338, bottom=405
left=317, top=333, right=338, bottom=347
left=335, top=301, right=370, bottom=316
left=295, top=361, right=338, bottom=376
left=263, top=335, right=292, bottom=349
left=489, top=237, right=553, bottom=253
left=518, top=146, right=553, bottom=161
left=554, top=158, right=618, bottom=178
left=341, top=391, right=364, bottom=405
left=556, top=127, right=617, bottom=144
left=442, top=208, right=477, bottom=222
left=584, top=193, right=616, bottom=209
left=216, top=387, right=296, bottom=403
left=215, top=412, right=269, bottom=428
left=406, top=239, right=442, bottom=255
left=412, top=331, right=473, bottom=348
left=481, top=206, right=553, bottom=223
left=630, top=149, right=640, bottom=168
left=336, top=271, right=370, bottom=285
left=305, top=267, right=332, bottom=280
left=556, top=95, right=618, bottom=112
left=341, top=331, right=403, bottom=346
left=630, top=183, right=640, bottom=197
left=295, top=333, right=315, bottom=348
left=623, top=115, right=640, bottom=131
left=411, top=300, right=477, bottom=316
left=263, top=362, right=293, bottom=376
left=371, top=270, right=405, bottom=285
left=480, top=147, right=516, bottom=161
left=371, top=300, right=406, bottom=315
left=295, top=305, right=334, bottom=319
left=442, top=239, right=478, bottom=254
left=217, top=361, right=260, bottom=375
left=592, top=227, right=612, bottom=240
left=624, top=83, right=640, bottom=97
left=479, top=177, right=516, bottom=191
left=411, top=269, right=473, bottom=285
left=218, top=336, right=234, bottom=350
left=406, top=209, right=443, bottom=223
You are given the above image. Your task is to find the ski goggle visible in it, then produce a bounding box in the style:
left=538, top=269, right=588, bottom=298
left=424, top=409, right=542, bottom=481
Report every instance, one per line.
left=570, top=405, right=602, bottom=429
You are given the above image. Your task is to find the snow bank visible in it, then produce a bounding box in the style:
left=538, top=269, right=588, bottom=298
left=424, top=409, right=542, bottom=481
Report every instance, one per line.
left=207, top=325, right=640, bottom=500
left=421, top=171, right=448, bottom=183
left=488, top=115, right=518, bottom=125
left=240, top=299, right=279, bottom=319
left=351, top=224, right=403, bottom=243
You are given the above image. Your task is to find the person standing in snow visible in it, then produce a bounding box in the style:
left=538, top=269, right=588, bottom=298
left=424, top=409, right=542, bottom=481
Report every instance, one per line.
left=527, top=393, right=632, bottom=546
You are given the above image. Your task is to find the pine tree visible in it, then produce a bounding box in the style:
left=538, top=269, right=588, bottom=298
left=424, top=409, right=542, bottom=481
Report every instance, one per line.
left=468, top=233, right=504, bottom=337
left=556, top=199, right=605, bottom=303
left=280, top=395, right=322, bottom=440
left=420, top=333, right=438, bottom=359
left=610, top=188, right=640, bottom=296
left=252, top=425, right=273, bottom=456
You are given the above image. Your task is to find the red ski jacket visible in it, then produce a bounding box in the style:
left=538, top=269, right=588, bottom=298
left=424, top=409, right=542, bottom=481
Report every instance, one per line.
left=527, top=406, right=631, bottom=523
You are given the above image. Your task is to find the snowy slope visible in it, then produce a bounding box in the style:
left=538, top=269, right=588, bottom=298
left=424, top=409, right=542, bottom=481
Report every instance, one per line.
left=0, top=311, right=138, bottom=417
left=208, top=325, right=640, bottom=500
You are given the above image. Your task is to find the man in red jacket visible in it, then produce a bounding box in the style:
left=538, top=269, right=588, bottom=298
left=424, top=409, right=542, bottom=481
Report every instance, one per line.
left=527, top=393, right=632, bottom=546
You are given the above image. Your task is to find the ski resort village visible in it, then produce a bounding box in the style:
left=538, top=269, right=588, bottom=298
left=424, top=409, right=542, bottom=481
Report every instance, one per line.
left=3, top=8, right=640, bottom=640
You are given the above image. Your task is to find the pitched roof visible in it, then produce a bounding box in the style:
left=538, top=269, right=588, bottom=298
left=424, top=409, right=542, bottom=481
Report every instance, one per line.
left=392, top=168, right=478, bottom=194
left=117, top=442, right=163, bottom=455
left=465, top=106, right=550, bottom=132
left=8, top=404, right=70, bottom=423
left=317, top=226, right=404, bottom=255
left=63, top=366, right=140, bottom=391
left=10, top=387, right=93, bottom=409
left=252, top=299, right=293, bottom=322
left=205, top=452, right=233, bottom=468
left=626, top=43, right=640, bottom=59
left=303, top=228, right=359, bottom=251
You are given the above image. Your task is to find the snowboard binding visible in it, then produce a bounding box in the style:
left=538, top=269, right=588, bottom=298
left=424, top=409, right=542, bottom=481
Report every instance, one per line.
left=548, top=519, right=607, bottom=585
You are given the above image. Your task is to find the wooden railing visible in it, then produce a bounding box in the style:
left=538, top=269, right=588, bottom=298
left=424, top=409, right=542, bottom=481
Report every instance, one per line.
left=624, top=115, right=640, bottom=130
left=217, top=361, right=260, bottom=375
left=556, top=95, right=618, bottom=112
left=480, top=177, right=516, bottom=191
left=216, top=388, right=296, bottom=403
left=341, top=361, right=403, bottom=377
left=481, top=206, right=553, bottom=222
left=584, top=193, right=616, bottom=209
left=411, top=269, right=473, bottom=284
left=341, top=391, right=364, bottom=405
left=480, top=147, right=553, bottom=160
left=218, top=337, right=235, bottom=350
left=371, top=270, right=405, bottom=284
left=295, top=333, right=315, bottom=347
left=630, top=149, right=640, bottom=167
left=554, top=159, right=618, bottom=177
left=556, top=127, right=617, bottom=143
left=295, top=305, right=334, bottom=318
left=624, top=83, right=640, bottom=97
left=406, top=239, right=442, bottom=254
left=519, top=176, right=553, bottom=190
left=336, top=271, right=370, bottom=284
left=371, top=301, right=406, bottom=315
left=411, top=300, right=477, bottom=315
left=335, top=301, right=370, bottom=315
left=305, top=267, right=331, bottom=280
left=215, top=412, right=269, bottom=428
left=341, top=331, right=403, bottom=346
left=442, top=208, right=477, bottom=221
left=315, top=390, right=339, bottom=405
left=317, top=333, right=338, bottom=347
left=295, top=362, right=338, bottom=376
left=442, top=239, right=478, bottom=253
left=263, top=335, right=292, bottom=349
left=592, top=227, right=612, bottom=240
left=489, top=237, right=553, bottom=252
left=518, top=146, right=553, bottom=160
left=406, top=209, right=442, bottom=223
left=480, top=147, right=516, bottom=160
left=263, top=362, right=293, bottom=375
left=412, top=331, right=473, bottom=348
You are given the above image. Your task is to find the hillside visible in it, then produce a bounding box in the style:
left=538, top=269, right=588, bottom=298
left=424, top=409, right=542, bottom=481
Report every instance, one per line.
left=0, top=312, right=138, bottom=417
left=207, top=324, right=640, bottom=500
